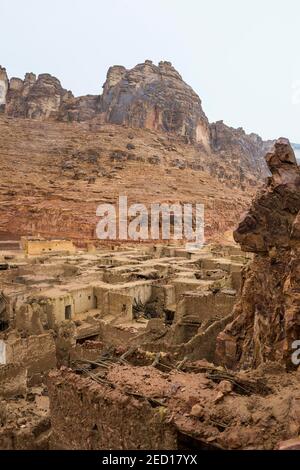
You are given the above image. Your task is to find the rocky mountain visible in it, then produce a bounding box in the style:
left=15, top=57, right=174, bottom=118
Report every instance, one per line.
left=0, top=61, right=270, bottom=182
left=0, top=60, right=274, bottom=242
left=217, top=139, right=300, bottom=369
left=0, top=60, right=212, bottom=149
left=0, top=61, right=210, bottom=148
left=99, top=60, right=210, bottom=148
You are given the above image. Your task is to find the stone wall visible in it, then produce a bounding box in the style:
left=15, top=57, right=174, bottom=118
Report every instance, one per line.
left=0, top=363, right=27, bottom=398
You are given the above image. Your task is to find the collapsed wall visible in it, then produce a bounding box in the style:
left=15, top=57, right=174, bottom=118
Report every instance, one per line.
left=217, top=139, right=300, bottom=370
left=48, top=368, right=178, bottom=450
left=47, top=362, right=300, bottom=450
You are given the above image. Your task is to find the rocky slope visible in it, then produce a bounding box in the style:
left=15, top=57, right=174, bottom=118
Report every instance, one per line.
left=0, top=115, right=253, bottom=242
left=0, top=60, right=273, bottom=242
left=217, top=139, right=300, bottom=369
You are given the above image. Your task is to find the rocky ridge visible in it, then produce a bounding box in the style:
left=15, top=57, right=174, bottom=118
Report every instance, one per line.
left=0, top=61, right=270, bottom=183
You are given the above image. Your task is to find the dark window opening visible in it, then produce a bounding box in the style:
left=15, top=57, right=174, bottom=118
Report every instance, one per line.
left=164, top=309, right=175, bottom=325
left=65, top=305, right=72, bottom=320
left=0, top=320, right=9, bottom=332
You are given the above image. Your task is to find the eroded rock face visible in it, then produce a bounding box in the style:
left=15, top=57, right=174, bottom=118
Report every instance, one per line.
left=100, top=60, right=211, bottom=148
left=0, top=61, right=271, bottom=184
left=58, top=94, right=100, bottom=122
left=216, top=139, right=300, bottom=370
left=0, top=67, right=8, bottom=111
left=210, top=121, right=271, bottom=180
left=2, top=61, right=211, bottom=148
left=6, top=73, right=71, bottom=119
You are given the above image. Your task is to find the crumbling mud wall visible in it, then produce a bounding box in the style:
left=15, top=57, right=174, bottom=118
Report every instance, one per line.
left=217, top=139, right=300, bottom=370
left=48, top=363, right=300, bottom=450
left=0, top=421, right=50, bottom=450
left=23, top=238, right=76, bottom=256
left=0, top=364, right=27, bottom=398
left=0, top=399, right=51, bottom=450
left=48, top=369, right=177, bottom=450
left=6, top=333, right=56, bottom=377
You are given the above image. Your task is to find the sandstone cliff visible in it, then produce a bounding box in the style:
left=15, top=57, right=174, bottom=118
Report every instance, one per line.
left=99, top=60, right=210, bottom=148
left=0, top=60, right=269, bottom=182
left=210, top=121, right=270, bottom=180
left=2, top=60, right=210, bottom=148
left=5, top=73, right=72, bottom=119
left=0, top=66, right=9, bottom=112
left=217, top=139, right=300, bottom=369
left=0, top=60, right=273, bottom=241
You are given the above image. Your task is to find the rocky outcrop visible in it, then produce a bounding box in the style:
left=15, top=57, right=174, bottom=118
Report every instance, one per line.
left=58, top=94, right=99, bottom=122
left=210, top=121, right=272, bottom=180
left=5, top=69, right=100, bottom=121
left=217, top=139, right=300, bottom=370
left=0, top=60, right=271, bottom=183
left=0, top=67, right=8, bottom=112
left=99, top=60, right=211, bottom=148
left=2, top=60, right=211, bottom=149
left=5, top=73, right=72, bottom=119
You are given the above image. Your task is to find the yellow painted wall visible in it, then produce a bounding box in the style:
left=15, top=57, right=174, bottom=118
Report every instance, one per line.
left=24, top=239, right=76, bottom=256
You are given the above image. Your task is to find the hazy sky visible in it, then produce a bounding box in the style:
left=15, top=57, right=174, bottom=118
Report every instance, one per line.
left=1, top=0, right=300, bottom=142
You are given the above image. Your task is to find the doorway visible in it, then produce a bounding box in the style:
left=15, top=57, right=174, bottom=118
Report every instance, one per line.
left=65, top=305, right=72, bottom=320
